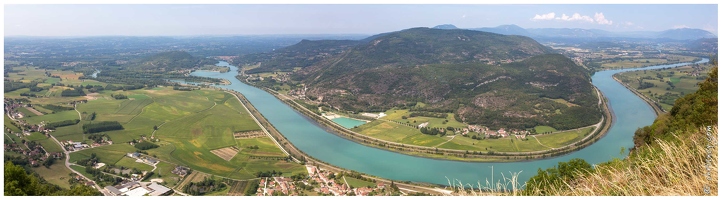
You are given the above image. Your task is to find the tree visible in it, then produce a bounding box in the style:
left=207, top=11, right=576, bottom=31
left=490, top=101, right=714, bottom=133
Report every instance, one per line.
left=523, top=158, right=593, bottom=195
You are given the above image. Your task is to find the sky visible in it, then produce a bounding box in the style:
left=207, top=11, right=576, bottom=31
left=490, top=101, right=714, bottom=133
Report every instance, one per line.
left=3, top=3, right=719, bottom=36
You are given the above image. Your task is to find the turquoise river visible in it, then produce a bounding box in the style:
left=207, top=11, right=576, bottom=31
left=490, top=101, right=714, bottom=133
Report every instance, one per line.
left=192, top=58, right=708, bottom=186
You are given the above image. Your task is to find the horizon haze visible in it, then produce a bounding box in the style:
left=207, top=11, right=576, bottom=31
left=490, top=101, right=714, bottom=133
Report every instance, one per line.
left=3, top=4, right=719, bottom=37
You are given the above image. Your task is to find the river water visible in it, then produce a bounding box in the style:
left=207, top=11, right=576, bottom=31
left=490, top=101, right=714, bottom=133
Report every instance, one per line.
left=191, top=58, right=708, bottom=186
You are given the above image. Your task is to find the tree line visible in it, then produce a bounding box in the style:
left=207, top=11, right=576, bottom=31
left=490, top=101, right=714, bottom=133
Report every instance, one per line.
left=82, top=121, right=123, bottom=134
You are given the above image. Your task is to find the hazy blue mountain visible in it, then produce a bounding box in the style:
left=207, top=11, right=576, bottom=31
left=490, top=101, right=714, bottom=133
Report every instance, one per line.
left=657, top=28, right=717, bottom=40
left=432, top=24, right=459, bottom=30
left=471, top=24, right=533, bottom=37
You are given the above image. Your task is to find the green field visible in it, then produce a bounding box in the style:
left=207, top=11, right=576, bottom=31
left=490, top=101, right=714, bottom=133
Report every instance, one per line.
left=69, top=144, right=137, bottom=164
left=615, top=63, right=711, bottom=111
left=114, top=156, right=154, bottom=172
left=27, top=131, right=48, bottom=141
left=5, top=115, right=22, bottom=132
left=599, top=55, right=699, bottom=70
left=69, top=165, right=94, bottom=179
left=31, top=162, right=73, bottom=189
left=534, top=126, right=557, bottom=133
left=36, top=138, right=64, bottom=153
left=381, top=109, right=467, bottom=129
left=439, top=134, right=549, bottom=152
left=343, top=176, right=376, bottom=188
left=17, top=107, right=39, bottom=117
left=23, top=110, right=79, bottom=125
left=353, top=120, right=448, bottom=147
left=535, top=127, right=595, bottom=148
left=147, top=161, right=181, bottom=188
left=7, top=67, right=305, bottom=182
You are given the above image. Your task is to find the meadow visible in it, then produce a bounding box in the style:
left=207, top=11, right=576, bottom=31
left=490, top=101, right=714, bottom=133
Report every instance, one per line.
left=382, top=109, right=467, bottom=129
left=598, top=54, right=699, bottom=70
left=352, top=120, right=448, bottom=147
left=114, top=156, right=154, bottom=172
left=535, top=127, right=595, bottom=148
left=343, top=176, right=376, bottom=188
left=615, top=63, right=712, bottom=111
left=31, top=162, right=73, bottom=189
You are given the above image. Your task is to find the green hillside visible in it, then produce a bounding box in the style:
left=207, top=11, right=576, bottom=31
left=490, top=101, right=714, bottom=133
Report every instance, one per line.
left=270, top=28, right=598, bottom=129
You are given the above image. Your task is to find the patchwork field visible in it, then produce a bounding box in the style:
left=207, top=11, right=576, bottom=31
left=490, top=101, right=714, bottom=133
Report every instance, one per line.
left=599, top=55, right=699, bottom=70
left=615, top=63, right=712, bottom=111
left=7, top=66, right=305, bottom=189
left=226, top=179, right=256, bottom=196
left=210, top=146, right=240, bottom=161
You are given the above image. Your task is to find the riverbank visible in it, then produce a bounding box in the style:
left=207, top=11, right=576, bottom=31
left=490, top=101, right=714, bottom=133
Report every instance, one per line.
left=239, top=77, right=614, bottom=163
left=611, top=75, right=664, bottom=117
left=218, top=88, right=451, bottom=195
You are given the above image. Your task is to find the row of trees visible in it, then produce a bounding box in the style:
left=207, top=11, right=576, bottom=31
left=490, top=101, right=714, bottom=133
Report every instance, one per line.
left=45, top=119, right=80, bottom=129
left=254, top=170, right=284, bottom=178
left=419, top=127, right=446, bottom=136
left=133, top=141, right=159, bottom=150
left=81, top=121, right=123, bottom=134
left=60, top=87, right=86, bottom=97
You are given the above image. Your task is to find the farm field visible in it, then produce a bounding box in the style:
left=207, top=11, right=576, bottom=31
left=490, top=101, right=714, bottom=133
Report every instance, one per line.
left=352, top=120, right=448, bottom=147
left=146, top=161, right=181, bottom=187
left=381, top=109, right=467, bottom=129
left=17, top=107, right=40, bottom=117
left=27, top=131, right=48, bottom=141
left=175, top=171, right=209, bottom=190
left=615, top=63, right=712, bottom=111
left=30, top=162, right=73, bottom=189
left=439, top=134, right=548, bottom=152
left=68, top=144, right=137, bottom=165
left=598, top=54, right=699, bottom=70
left=535, top=127, right=595, bottom=148
left=5, top=115, right=22, bottom=132
left=22, top=110, right=79, bottom=125
left=226, top=179, right=257, bottom=196
left=114, top=156, right=154, bottom=172
left=6, top=66, right=306, bottom=188
left=36, top=138, right=64, bottom=153
left=533, top=126, right=557, bottom=134
left=343, top=176, right=375, bottom=188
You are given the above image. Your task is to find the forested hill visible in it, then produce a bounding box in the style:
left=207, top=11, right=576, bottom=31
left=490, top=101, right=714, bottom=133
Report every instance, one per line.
left=298, top=27, right=552, bottom=85
left=234, top=39, right=360, bottom=73
left=92, top=51, right=220, bottom=87
left=134, top=51, right=217, bottom=71
left=273, top=27, right=599, bottom=130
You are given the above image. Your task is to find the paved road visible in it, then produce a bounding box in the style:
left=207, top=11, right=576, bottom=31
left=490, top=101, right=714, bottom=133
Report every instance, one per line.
left=48, top=133, right=107, bottom=195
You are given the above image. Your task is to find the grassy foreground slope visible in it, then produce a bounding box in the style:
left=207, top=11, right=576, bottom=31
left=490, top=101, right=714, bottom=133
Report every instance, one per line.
left=523, top=63, right=718, bottom=195
left=454, top=62, right=717, bottom=196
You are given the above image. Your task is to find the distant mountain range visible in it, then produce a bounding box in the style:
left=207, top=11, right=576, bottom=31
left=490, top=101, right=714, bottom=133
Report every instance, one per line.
left=434, top=24, right=718, bottom=40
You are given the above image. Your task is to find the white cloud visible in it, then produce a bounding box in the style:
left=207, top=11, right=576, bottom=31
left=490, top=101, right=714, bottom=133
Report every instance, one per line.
left=531, top=12, right=613, bottom=25
left=531, top=12, right=555, bottom=20
left=461, top=14, right=466, bottom=19
left=594, top=13, right=613, bottom=25
left=557, top=13, right=594, bottom=23
left=624, top=21, right=634, bottom=26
